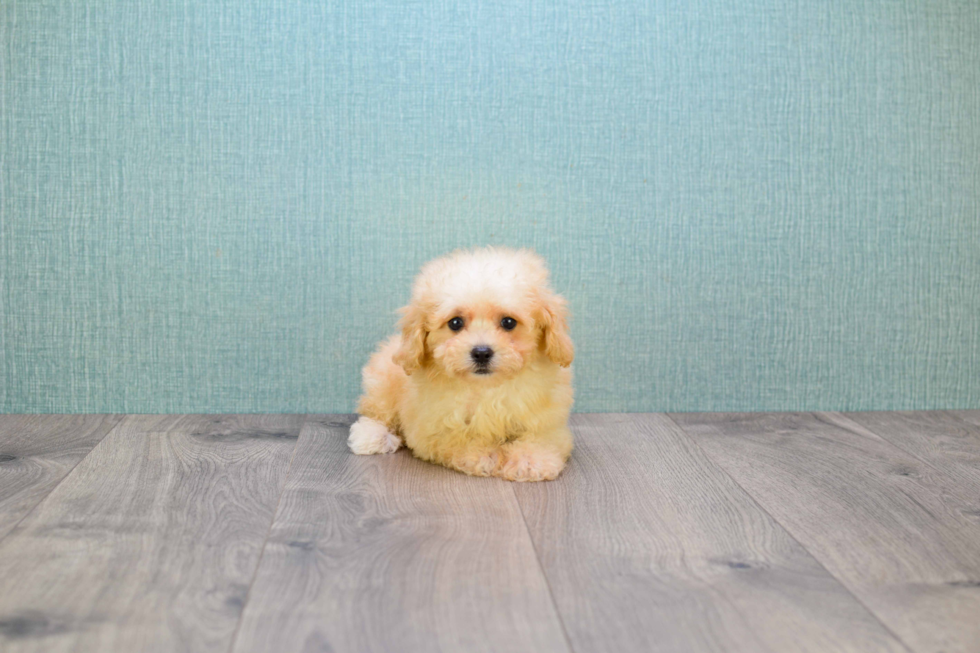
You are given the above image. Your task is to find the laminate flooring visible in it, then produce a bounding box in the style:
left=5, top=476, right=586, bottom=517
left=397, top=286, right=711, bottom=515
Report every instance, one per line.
left=1, top=411, right=978, bottom=653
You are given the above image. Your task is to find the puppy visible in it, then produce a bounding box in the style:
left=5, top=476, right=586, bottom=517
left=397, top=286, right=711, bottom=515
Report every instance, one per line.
left=348, top=247, right=574, bottom=481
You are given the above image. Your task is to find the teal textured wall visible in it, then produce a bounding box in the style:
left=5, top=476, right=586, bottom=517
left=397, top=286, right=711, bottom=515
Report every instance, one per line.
left=1, top=0, right=978, bottom=413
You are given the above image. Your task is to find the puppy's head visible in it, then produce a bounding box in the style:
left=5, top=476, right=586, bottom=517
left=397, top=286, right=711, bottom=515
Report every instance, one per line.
left=392, top=247, right=574, bottom=379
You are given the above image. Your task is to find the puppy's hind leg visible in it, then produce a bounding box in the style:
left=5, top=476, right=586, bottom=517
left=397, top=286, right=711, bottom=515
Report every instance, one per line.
left=348, top=417, right=403, bottom=455
left=351, top=336, right=408, bottom=455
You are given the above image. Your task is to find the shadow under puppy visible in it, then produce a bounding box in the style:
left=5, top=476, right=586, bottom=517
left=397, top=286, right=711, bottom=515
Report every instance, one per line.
left=348, top=247, right=574, bottom=481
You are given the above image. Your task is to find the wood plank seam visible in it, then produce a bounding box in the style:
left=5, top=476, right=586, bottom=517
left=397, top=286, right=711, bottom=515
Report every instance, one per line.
left=230, top=414, right=571, bottom=653
left=832, top=411, right=980, bottom=488
left=820, top=411, right=980, bottom=525
left=0, top=414, right=125, bottom=547
left=516, top=413, right=911, bottom=652
left=0, top=414, right=307, bottom=651
left=224, top=415, right=308, bottom=653
left=662, top=412, right=918, bottom=653
left=511, top=483, right=578, bottom=653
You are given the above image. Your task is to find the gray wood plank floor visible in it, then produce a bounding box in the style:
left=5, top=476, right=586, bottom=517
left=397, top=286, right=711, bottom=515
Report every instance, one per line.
left=514, top=414, right=906, bottom=653
left=0, top=412, right=977, bottom=653
left=670, top=411, right=980, bottom=653
left=231, top=416, right=568, bottom=653
left=0, top=414, right=302, bottom=653
left=0, top=414, right=123, bottom=540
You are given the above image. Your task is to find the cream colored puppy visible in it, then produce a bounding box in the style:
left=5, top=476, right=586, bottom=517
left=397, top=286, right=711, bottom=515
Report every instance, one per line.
left=348, top=247, right=574, bottom=481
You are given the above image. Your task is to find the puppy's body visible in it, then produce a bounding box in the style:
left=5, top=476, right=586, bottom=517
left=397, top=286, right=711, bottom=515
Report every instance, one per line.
left=349, top=247, right=574, bottom=481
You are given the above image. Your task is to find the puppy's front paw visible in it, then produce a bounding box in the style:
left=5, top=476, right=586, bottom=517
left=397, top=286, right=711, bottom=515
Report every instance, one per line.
left=497, top=445, right=566, bottom=482
left=348, top=417, right=402, bottom=455
left=451, top=449, right=501, bottom=477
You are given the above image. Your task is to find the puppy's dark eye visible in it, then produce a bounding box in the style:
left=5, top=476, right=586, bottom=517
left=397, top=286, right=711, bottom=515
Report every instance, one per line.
left=448, top=317, right=465, bottom=331
left=500, top=317, right=517, bottom=331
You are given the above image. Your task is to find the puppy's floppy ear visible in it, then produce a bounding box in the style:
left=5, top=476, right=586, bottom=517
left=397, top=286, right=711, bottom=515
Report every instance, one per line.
left=392, top=303, right=427, bottom=375
left=538, top=291, right=574, bottom=367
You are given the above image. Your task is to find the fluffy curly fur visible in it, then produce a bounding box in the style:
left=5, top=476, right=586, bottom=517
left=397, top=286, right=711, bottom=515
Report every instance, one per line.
left=348, top=247, right=574, bottom=482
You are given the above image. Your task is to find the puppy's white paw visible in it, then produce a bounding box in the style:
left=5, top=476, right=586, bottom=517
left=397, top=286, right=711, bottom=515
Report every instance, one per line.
left=348, top=417, right=402, bottom=455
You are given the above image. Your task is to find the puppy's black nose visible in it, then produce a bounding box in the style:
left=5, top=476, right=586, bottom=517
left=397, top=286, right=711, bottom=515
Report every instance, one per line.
left=470, top=346, right=494, bottom=365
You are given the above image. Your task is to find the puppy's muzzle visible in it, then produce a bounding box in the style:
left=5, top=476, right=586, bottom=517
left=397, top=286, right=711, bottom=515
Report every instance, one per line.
left=470, top=346, right=494, bottom=374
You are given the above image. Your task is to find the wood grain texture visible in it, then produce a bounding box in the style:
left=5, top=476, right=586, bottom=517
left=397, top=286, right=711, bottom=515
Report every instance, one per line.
left=513, top=413, right=906, bottom=653
left=0, top=414, right=123, bottom=540
left=231, top=415, right=570, bottom=653
left=670, top=411, right=980, bottom=653
left=842, top=411, right=980, bottom=501
left=0, top=414, right=302, bottom=653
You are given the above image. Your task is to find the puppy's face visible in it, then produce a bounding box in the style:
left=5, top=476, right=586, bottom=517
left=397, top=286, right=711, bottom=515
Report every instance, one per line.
left=393, top=248, right=574, bottom=380
left=426, top=301, right=536, bottom=378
